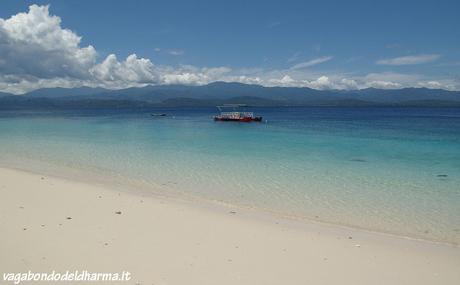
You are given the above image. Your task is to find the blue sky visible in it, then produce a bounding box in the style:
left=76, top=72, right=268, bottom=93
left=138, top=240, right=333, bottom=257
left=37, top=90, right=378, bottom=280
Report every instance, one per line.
left=0, top=0, right=459, bottom=93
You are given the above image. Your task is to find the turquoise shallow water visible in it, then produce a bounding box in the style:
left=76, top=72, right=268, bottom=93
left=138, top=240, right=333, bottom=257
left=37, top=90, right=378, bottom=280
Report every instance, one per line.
left=1, top=107, right=459, bottom=244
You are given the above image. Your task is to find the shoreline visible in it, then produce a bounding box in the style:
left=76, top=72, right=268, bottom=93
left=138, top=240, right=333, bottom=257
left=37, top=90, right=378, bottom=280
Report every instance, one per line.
left=1, top=166, right=460, bottom=284
left=2, top=159, right=458, bottom=247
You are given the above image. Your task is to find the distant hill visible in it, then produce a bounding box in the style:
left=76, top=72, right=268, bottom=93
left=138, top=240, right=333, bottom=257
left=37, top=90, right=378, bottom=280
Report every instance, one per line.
left=25, top=86, right=110, bottom=98
left=0, top=96, right=154, bottom=110
left=0, top=91, right=12, bottom=97
left=1, top=82, right=460, bottom=109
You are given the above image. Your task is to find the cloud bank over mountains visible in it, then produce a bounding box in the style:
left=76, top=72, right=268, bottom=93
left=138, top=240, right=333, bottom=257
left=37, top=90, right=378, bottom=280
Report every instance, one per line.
left=0, top=5, right=458, bottom=94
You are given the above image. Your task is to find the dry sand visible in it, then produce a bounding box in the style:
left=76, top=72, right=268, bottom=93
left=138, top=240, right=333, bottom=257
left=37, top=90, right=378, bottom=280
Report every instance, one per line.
left=1, top=167, right=459, bottom=285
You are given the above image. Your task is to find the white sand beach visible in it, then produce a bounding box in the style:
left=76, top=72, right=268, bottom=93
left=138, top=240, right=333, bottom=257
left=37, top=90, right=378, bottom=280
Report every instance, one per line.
left=1, top=167, right=460, bottom=285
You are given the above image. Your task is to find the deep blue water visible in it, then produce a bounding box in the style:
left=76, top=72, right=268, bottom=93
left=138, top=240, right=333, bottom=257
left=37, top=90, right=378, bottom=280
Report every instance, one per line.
left=1, top=107, right=459, bottom=243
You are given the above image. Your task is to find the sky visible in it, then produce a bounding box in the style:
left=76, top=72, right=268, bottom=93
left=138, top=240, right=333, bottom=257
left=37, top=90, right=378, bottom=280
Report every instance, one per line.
left=0, top=0, right=459, bottom=94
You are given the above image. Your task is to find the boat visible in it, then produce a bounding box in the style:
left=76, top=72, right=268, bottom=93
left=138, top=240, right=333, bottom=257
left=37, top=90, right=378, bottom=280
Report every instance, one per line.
left=151, top=113, right=167, bottom=117
left=213, top=104, right=262, bottom=122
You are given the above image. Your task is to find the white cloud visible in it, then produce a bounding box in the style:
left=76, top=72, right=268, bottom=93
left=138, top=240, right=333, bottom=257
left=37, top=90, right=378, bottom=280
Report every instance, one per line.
left=340, top=78, right=359, bottom=89
left=366, top=80, right=402, bottom=89
left=162, top=66, right=231, bottom=85
left=264, top=75, right=352, bottom=90
left=376, top=54, right=440, bottom=65
left=0, top=76, right=87, bottom=95
left=290, top=56, right=333, bottom=70
left=415, top=80, right=458, bottom=90
left=0, top=5, right=225, bottom=93
left=259, top=72, right=459, bottom=91
left=227, top=76, right=263, bottom=85
left=90, top=54, right=160, bottom=87
left=0, top=5, right=458, bottom=94
left=305, top=76, right=333, bottom=89
left=268, top=75, right=296, bottom=86
left=301, top=76, right=357, bottom=90
left=0, top=4, right=96, bottom=80
left=167, top=49, right=184, bottom=56
left=417, top=81, right=443, bottom=89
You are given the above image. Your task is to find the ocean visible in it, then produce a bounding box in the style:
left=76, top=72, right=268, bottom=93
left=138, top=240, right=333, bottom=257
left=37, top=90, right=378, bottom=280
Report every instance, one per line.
left=1, top=107, right=459, bottom=244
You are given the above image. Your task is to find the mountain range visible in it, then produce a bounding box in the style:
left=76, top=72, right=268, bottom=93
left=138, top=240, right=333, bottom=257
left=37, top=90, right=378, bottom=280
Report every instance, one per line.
left=1, top=82, right=460, bottom=109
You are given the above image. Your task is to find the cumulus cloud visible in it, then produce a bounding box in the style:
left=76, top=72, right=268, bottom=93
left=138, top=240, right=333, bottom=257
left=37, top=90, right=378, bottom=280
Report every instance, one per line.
left=302, top=76, right=358, bottom=90
left=366, top=80, right=401, bottom=89
left=290, top=56, right=333, bottom=70
left=227, top=76, right=263, bottom=85
left=90, top=54, right=160, bottom=88
left=417, top=81, right=443, bottom=89
left=264, top=75, right=357, bottom=90
left=259, top=72, right=459, bottom=91
left=305, top=76, right=334, bottom=89
left=0, top=4, right=96, bottom=79
left=0, top=5, right=457, bottom=94
left=340, top=78, right=359, bottom=89
left=0, top=5, right=238, bottom=94
left=0, top=75, right=87, bottom=95
left=376, top=54, right=440, bottom=65
left=162, top=66, right=231, bottom=85
left=415, top=80, right=458, bottom=90
left=268, top=75, right=296, bottom=86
